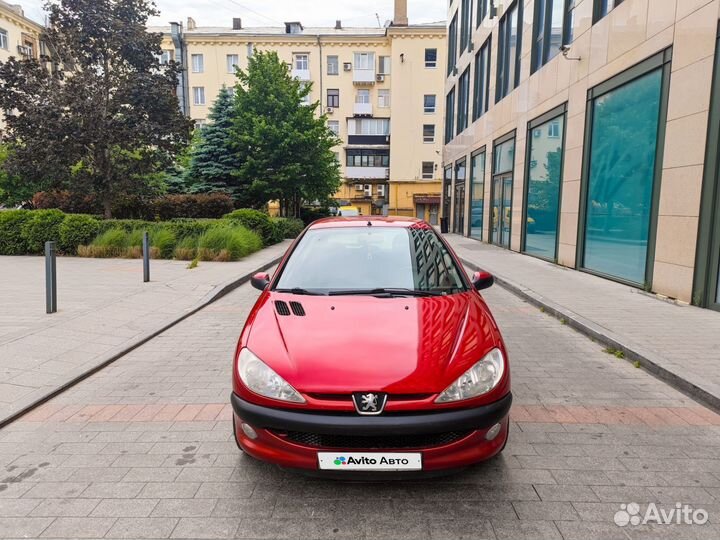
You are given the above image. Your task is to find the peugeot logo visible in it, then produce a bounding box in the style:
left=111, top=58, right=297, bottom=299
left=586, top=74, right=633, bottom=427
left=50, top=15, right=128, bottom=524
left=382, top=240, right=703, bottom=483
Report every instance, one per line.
left=352, top=392, right=388, bottom=415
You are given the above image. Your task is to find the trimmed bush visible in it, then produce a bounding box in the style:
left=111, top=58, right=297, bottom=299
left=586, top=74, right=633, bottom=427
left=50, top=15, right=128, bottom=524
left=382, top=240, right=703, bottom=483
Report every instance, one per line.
left=224, top=209, right=275, bottom=245
left=155, top=193, right=234, bottom=220
left=273, top=217, right=305, bottom=239
left=0, top=210, right=32, bottom=255
left=58, top=214, right=100, bottom=254
left=197, top=226, right=262, bottom=261
left=150, top=229, right=177, bottom=259
left=20, top=209, right=66, bottom=254
left=32, top=191, right=101, bottom=214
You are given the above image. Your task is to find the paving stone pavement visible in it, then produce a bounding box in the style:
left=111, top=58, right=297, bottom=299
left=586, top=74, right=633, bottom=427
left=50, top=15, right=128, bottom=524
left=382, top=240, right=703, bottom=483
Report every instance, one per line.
left=444, top=234, right=720, bottom=412
left=1, top=280, right=720, bottom=539
left=0, top=242, right=290, bottom=426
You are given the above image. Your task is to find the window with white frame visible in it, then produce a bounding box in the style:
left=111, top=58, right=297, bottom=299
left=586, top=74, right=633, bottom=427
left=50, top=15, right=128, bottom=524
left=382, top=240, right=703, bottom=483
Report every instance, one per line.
left=159, top=49, right=173, bottom=64
left=548, top=119, right=561, bottom=138
left=379, top=56, right=391, bottom=75
left=425, top=48, right=437, bottom=68
left=328, top=120, right=340, bottom=136
left=327, top=55, right=339, bottom=75
left=423, top=124, right=435, bottom=143
left=295, top=53, right=309, bottom=70
left=348, top=118, right=390, bottom=135
left=194, top=119, right=207, bottom=130
left=378, top=89, right=390, bottom=108
left=191, top=54, right=204, bottom=73
left=193, top=87, right=205, bottom=105
left=422, top=162, right=435, bottom=179
left=0, top=29, right=8, bottom=50
left=424, top=94, right=436, bottom=113
left=356, top=89, right=370, bottom=104
left=227, top=54, right=239, bottom=73
left=354, top=52, right=375, bottom=70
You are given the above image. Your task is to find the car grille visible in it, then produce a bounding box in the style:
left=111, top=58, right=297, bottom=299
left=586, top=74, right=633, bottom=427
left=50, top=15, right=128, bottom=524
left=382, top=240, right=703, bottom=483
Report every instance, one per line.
left=273, top=430, right=471, bottom=449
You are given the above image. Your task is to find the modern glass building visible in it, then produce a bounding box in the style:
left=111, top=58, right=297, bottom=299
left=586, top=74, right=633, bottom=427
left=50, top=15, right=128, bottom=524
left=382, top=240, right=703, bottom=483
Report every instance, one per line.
left=443, top=0, right=720, bottom=311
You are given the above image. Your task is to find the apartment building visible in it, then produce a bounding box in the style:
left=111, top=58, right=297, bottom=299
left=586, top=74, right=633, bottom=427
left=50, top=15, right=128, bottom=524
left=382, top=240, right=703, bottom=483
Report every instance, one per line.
left=443, top=0, right=720, bottom=311
left=154, top=1, right=447, bottom=221
left=0, top=0, right=44, bottom=134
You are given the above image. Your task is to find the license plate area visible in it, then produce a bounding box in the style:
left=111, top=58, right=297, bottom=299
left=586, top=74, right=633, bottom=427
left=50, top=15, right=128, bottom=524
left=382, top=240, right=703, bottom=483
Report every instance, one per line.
left=317, top=452, right=422, bottom=471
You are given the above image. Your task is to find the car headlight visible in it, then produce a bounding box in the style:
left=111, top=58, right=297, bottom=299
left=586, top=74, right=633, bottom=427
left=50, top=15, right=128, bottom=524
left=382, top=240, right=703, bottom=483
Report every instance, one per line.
left=435, top=348, right=505, bottom=403
left=237, top=348, right=305, bottom=403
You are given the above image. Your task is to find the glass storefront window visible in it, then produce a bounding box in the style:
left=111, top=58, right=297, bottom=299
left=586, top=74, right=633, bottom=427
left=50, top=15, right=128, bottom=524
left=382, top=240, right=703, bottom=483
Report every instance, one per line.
left=494, top=139, right=515, bottom=174
left=583, top=69, right=663, bottom=284
left=470, top=151, right=486, bottom=240
left=525, top=114, right=564, bottom=260
left=454, top=159, right=467, bottom=234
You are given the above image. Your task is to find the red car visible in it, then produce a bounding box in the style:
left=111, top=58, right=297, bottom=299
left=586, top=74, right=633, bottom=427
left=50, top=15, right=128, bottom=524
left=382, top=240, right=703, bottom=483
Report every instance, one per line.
left=231, top=217, right=511, bottom=474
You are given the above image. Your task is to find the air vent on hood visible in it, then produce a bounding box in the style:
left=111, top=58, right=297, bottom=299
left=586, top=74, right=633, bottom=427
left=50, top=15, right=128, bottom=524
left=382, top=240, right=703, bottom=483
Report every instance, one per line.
left=274, top=300, right=291, bottom=316
left=289, top=301, right=306, bottom=316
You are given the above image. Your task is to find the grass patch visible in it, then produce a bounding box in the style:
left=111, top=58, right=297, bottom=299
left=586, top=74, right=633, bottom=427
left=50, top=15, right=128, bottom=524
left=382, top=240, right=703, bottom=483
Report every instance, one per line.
left=197, top=226, right=262, bottom=262
left=603, top=347, right=625, bottom=359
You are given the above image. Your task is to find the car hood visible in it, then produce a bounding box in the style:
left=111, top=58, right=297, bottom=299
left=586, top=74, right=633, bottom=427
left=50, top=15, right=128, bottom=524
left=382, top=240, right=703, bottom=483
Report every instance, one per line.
left=245, top=292, right=500, bottom=394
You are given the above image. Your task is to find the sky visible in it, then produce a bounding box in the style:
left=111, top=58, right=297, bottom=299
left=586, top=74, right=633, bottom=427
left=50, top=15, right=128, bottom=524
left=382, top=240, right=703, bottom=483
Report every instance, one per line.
left=20, top=0, right=447, bottom=29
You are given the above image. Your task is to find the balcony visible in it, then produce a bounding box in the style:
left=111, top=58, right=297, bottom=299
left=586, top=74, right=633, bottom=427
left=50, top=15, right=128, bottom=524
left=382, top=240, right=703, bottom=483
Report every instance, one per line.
left=345, top=167, right=390, bottom=180
left=353, top=102, right=373, bottom=116
left=353, top=69, right=375, bottom=84
left=292, top=68, right=311, bottom=80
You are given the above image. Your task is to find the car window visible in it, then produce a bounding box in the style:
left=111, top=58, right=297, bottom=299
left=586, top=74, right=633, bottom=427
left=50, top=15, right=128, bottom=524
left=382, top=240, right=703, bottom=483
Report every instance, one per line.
left=275, top=226, right=467, bottom=293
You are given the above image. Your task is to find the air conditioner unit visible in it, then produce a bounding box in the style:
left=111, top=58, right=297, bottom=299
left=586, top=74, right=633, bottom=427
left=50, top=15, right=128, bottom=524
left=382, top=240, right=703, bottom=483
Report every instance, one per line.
left=343, top=62, right=352, bottom=71
left=376, top=74, right=385, bottom=83
left=325, top=107, right=334, bottom=114
left=354, top=184, right=364, bottom=191
left=363, top=185, right=372, bottom=196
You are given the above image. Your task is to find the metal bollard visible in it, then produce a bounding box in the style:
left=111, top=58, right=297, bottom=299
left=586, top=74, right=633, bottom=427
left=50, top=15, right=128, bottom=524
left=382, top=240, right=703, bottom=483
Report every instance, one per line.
left=142, top=231, right=150, bottom=283
left=45, top=241, right=57, bottom=314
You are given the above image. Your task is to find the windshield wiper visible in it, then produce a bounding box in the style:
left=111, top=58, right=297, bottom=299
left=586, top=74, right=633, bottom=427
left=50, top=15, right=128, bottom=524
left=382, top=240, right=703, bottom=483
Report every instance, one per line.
left=328, top=288, right=442, bottom=297
left=274, top=288, right=327, bottom=296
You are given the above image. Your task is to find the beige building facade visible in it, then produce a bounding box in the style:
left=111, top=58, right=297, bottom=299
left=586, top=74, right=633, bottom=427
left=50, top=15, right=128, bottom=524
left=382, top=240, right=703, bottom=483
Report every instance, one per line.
left=443, top=0, right=720, bottom=311
left=155, top=1, right=446, bottom=221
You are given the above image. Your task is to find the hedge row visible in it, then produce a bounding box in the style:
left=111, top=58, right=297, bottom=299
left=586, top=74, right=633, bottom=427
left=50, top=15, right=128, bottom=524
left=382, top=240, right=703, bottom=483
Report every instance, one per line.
left=0, top=209, right=305, bottom=258
left=32, top=192, right=235, bottom=220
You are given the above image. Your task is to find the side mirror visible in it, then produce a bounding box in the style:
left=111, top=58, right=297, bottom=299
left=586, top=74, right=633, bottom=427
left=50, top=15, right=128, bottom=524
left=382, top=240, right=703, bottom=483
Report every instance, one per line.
left=251, top=272, right=270, bottom=291
left=472, top=271, right=494, bottom=291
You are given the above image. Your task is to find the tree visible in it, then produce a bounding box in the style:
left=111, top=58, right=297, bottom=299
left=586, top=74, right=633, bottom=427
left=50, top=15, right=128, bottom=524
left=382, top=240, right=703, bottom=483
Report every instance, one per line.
left=186, top=86, right=245, bottom=199
left=0, top=0, right=192, bottom=218
left=231, top=51, right=341, bottom=216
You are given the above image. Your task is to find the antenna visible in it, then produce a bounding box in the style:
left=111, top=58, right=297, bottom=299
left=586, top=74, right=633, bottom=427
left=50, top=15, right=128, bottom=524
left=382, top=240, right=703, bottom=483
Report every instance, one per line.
left=375, top=13, right=381, bottom=28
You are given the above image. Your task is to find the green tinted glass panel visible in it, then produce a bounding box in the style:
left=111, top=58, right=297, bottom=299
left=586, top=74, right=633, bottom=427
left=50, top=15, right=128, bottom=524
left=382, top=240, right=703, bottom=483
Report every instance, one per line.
left=470, top=152, right=486, bottom=240
left=583, top=69, right=662, bottom=284
left=525, top=115, right=564, bottom=260
left=494, top=139, right=515, bottom=173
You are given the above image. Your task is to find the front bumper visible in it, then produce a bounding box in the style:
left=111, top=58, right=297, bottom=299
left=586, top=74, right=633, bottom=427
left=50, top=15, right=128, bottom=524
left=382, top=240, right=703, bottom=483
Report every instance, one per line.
left=231, top=392, right=512, bottom=471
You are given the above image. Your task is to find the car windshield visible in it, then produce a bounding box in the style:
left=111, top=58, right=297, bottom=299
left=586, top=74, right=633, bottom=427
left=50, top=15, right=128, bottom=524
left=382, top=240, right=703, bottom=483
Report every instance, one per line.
left=275, top=225, right=468, bottom=294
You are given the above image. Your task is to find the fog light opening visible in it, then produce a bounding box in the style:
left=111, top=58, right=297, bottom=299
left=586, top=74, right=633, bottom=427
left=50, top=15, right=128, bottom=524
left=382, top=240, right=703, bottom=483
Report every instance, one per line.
left=241, top=423, right=258, bottom=440
left=485, top=423, right=502, bottom=441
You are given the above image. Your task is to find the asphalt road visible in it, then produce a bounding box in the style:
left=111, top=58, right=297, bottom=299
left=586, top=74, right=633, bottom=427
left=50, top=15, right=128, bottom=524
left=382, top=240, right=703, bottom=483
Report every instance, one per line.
left=1, top=282, right=719, bottom=539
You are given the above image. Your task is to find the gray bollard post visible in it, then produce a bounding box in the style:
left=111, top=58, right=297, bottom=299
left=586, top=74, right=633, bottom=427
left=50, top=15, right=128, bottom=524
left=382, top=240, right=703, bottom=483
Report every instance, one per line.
left=45, top=241, right=57, bottom=314
left=143, top=232, right=150, bottom=283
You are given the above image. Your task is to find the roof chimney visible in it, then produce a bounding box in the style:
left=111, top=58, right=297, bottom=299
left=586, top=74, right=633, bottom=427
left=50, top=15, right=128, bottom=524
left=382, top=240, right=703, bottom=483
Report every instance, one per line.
left=187, top=17, right=197, bottom=30
left=335, top=20, right=342, bottom=30
left=233, top=18, right=242, bottom=30
left=393, top=0, right=408, bottom=26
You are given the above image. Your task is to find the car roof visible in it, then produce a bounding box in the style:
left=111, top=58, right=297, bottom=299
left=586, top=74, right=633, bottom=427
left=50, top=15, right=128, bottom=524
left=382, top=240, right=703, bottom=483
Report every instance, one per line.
left=309, top=216, right=428, bottom=229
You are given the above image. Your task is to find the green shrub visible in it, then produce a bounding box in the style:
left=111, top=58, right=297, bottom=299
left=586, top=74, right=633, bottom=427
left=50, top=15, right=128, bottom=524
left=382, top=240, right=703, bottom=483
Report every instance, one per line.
left=164, top=218, right=217, bottom=239
left=272, top=217, right=305, bottom=239
left=20, top=209, right=66, bottom=254
left=224, top=209, right=275, bottom=245
left=174, top=235, right=198, bottom=260
left=150, top=228, right=176, bottom=259
left=197, top=226, right=262, bottom=261
left=58, top=214, right=100, bottom=254
left=94, top=228, right=129, bottom=248
left=97, top=219, right=156, bottom=234
left=126, top=229, right=145, bottom=248
left=0, top=210, right=32, bottom=255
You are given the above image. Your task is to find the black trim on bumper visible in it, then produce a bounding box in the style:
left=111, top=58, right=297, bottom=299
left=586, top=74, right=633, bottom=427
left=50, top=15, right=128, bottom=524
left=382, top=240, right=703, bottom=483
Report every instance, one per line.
left=231, top=393, right=512, bottom=436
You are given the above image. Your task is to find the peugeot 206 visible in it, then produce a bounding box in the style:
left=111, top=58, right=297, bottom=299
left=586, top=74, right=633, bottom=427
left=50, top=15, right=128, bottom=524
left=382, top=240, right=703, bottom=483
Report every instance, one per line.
left=231, top=217, right=511, bottom=475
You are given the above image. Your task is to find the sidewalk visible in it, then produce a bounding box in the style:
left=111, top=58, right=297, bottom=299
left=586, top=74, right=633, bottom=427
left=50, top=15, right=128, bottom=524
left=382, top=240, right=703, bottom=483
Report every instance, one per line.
left=445, top=234, right=720, bottom=411
left=0, top=241, right=290, bottom=426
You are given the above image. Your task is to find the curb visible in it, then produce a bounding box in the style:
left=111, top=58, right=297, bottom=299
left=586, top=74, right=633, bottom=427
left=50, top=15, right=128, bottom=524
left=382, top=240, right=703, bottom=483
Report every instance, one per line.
left=461, top=257, right=720, bottom=415
left=0, top=255, right=284, bottom=429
